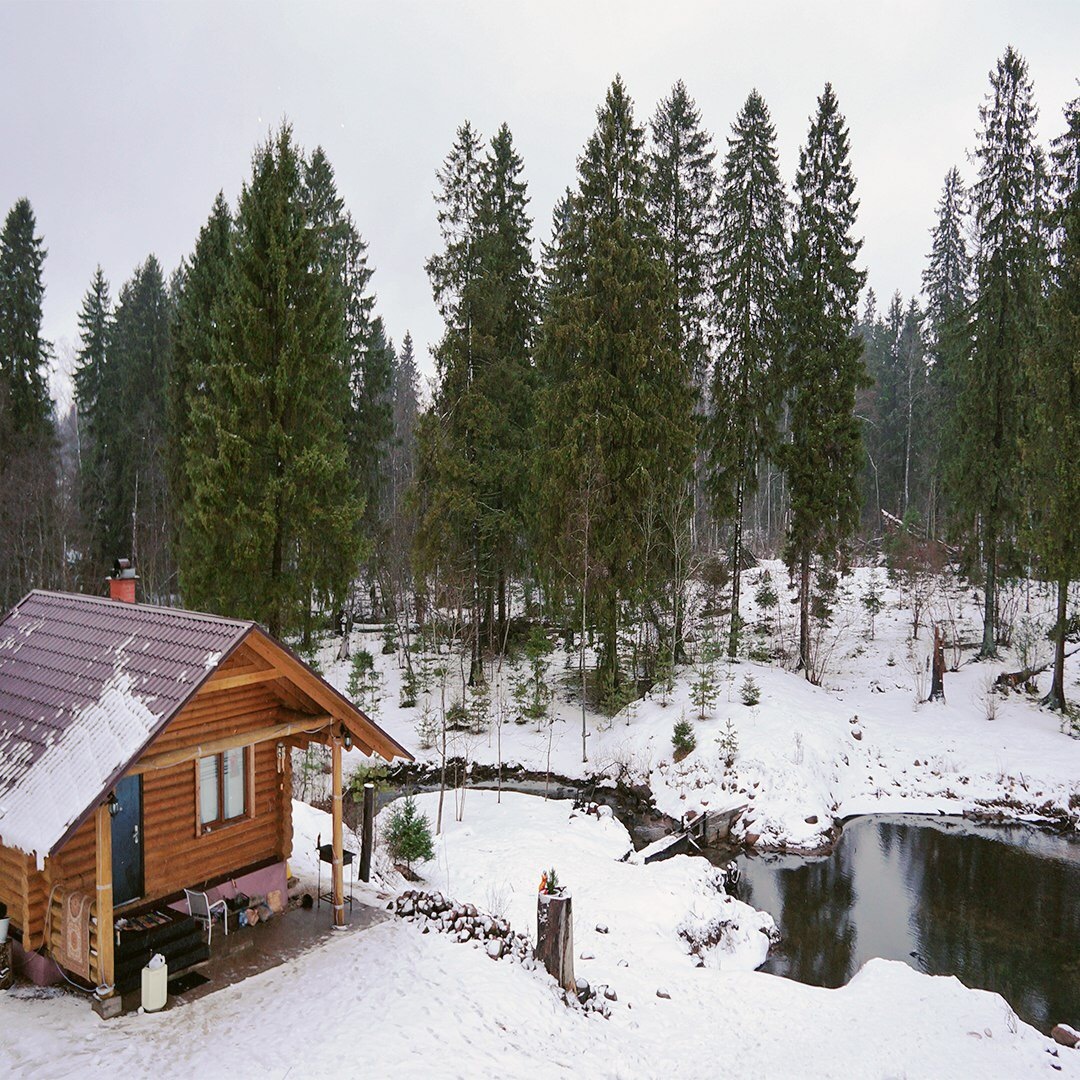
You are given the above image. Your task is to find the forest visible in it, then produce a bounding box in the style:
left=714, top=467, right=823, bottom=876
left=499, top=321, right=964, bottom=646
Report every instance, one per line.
left=1, top=45, right=1077, bottom=716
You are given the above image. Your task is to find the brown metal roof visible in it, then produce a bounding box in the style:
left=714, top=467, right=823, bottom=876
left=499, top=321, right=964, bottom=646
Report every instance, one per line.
left=0, top=591, right=252, bottom=860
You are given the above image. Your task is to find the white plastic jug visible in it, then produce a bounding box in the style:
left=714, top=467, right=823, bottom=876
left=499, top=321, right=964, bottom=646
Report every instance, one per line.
left=141, top=953, right=168, bottom=1012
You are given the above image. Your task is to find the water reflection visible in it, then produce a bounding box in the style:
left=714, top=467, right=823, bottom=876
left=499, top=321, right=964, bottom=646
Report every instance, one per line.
left=736, top=815, right=1080, bottom=1034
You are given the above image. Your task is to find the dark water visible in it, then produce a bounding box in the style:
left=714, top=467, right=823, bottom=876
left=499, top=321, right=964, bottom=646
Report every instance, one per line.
left=736, top=815, right=1080, bottom=1034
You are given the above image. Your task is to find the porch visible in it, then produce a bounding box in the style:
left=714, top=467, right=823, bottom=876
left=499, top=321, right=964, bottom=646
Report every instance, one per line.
left=117, top=895, right=390, bottom=1012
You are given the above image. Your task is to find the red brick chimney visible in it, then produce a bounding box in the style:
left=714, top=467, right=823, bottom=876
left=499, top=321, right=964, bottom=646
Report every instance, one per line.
left=108, top=558, right=138, bottom=603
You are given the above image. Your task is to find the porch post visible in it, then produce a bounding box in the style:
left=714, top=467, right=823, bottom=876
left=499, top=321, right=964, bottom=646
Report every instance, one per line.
left=331, top=735, right=345, bottom=927
left=94, top=801, right=115, bottom=997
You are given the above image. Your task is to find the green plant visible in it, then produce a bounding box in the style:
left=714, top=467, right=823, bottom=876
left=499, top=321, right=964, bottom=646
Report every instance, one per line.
left=541, top=866, right=561, bottom=894
left=861, top=571, right=884, bottom=639
left=383, top=794, right=435, bottom=871
left=400, top=668, right=419, bottom=709
left=716, top=720, right=738, bottom=769
left=740, top=674, right=760, bottom=707
left=348, top=762, right=389, bottom=798
left=415, top=701, right=439, bottom=749
left=381, top=622, right=397, bottom=655
left=672, top=715, right=696, bottom=757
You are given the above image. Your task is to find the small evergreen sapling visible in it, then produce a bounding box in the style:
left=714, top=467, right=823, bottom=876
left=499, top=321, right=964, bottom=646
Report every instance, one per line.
left=716, top=720, right=739, bottom=770
left=672, top=715, right=696, bottom=758
left=384, top=794, right=435, bottom=873
left=740, top=674, right=760, bottom=707
left=862, top=571, right=884, bottom=640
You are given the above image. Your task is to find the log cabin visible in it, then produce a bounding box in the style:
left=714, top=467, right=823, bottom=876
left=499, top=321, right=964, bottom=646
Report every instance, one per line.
left=0, top=571, right=411, bottom=1014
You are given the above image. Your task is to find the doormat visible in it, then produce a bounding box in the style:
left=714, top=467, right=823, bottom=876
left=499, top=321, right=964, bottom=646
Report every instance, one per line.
left=168, top=971, right=210, bottom=995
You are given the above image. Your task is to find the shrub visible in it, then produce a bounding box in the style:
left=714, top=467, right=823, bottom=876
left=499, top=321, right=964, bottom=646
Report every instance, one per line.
left=383, top=795, right=435, bottom=871
left=740, top=674, right=760, bottom=707
left=716, top=720, right=738, bottom=769
left=672, top=716, right=696, bottom=757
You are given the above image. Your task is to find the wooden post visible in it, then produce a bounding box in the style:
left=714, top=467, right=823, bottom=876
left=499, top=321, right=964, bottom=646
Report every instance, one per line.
left=930, top=623, right=946, bottom=702
left=536, top=890, right=574, bottom=991
left=331, top=736, right=345, bottom=927
left=94, top=801, right=115, bottom=999
left=360, top=782, right=374, bottom=883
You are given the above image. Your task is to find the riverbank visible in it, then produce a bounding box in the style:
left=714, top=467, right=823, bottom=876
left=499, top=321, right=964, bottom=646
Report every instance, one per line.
left=320, top=565, right=1080, bottom=854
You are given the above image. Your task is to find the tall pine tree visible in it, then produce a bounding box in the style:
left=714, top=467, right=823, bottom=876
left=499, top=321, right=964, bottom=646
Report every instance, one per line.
left=170, top=193, right=232, bottom=579
left=0, top=198, right=58, bottom=606
left=73, top=265, right=113, bottom=583
left=782, top=84, right=866, bottom=679
left=182, top=125, right=363, bottom=637
left=419, top=121, right=538, bottom=678
left=536, top=76, right=694, bottom=696
left=955, top=47, right=1043, bottom=658
left=709, top=89, right=788, bottom=658
left=1022, top=93, right=1080, bottom=710
left=922, top=166, right=971, bottom=538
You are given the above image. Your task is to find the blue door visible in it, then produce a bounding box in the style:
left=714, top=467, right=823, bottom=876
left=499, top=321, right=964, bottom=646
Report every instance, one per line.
left=111, top=775, right=144, bottom=906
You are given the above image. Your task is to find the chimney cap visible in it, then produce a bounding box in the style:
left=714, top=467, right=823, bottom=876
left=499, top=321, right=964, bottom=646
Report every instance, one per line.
left=111, top=558, right=138, bottom=581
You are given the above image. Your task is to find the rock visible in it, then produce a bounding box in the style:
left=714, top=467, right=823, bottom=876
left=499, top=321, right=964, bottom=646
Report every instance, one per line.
left=804, top=815, right=818, bottom=825
left=604, top=987, right=617, bottom=1001
left=744, top=832, right=761, bottom=847
left=579, top=951, right=595, bottom=960
left=852, top=730, right=863, bottom=741
left=1052, top=1024, right=1079, bottom=1049
left=595, top=923, right=609, bottom=934
left=486, top=939, right=504, bottom=960
left=618, top=959, right=629, bottom=967
left=656, top=988, right=671, bottom=999
left=575, top=978, right=591, bottom=996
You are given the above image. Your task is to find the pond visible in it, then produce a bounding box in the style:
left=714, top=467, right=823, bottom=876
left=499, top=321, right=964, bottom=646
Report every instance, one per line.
left=735, top=815, right=1080, bottom=1035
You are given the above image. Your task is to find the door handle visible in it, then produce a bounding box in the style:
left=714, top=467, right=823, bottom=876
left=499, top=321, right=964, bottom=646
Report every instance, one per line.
left=133, top=824, right=140, bottom=845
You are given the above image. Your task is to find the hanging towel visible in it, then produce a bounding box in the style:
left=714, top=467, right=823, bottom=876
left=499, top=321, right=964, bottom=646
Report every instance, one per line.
left=56, top=889, right=93, bottom=982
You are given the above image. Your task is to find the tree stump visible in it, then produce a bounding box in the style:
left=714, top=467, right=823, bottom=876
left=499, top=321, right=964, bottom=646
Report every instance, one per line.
left=536, top=890, right=574, bottom=991
left=929, top=623, right=946, bottom=701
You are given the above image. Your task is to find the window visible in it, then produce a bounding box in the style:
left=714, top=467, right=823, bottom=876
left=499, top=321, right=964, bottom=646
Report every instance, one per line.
left=198, top=747, right=248, bottom=831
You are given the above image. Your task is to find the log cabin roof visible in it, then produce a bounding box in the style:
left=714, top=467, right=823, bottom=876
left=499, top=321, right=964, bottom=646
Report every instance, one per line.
left=0, top=590, right=410, bottom=863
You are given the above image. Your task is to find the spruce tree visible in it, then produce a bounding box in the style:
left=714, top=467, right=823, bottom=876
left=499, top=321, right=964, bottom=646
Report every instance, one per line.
left=922, top=166, right=971, bottom=538
left=1022, top=93, right=1080, bottom=710
left=956, top=47, right=1043, bottom=658
left=647, top=81, right=717, bottom=657
left=782, top=84, right=866, bottom=679
left=73, top=266, right=113, bottom=581
left=709, top=89, right=788, bottom=658
left=0, top=198, right=58, bottom=606
left=170, top=193, right=232, bottom=577
left=419, top=121, right=538, bottom=678
left=536, top=76, right=695, bottom=694
left=647, top=80, right=717, bottom=394
left=95, top=255, right=173, bottom=596
left=182, top=125, right=363, bottom=636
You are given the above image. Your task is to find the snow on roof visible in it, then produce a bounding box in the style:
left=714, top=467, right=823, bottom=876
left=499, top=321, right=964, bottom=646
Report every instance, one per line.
left=0, top=591, right=251, bottom=864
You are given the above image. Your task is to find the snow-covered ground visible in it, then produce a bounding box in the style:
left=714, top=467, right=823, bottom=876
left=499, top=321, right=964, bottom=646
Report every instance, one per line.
left=321, top=563, right=1080, bottom=852
left=2, top=792, right=1074, bottom=1079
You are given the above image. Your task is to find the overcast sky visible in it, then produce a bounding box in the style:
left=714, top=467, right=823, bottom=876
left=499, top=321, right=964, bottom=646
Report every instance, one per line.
left=3, top=1, right=1079, bottom=403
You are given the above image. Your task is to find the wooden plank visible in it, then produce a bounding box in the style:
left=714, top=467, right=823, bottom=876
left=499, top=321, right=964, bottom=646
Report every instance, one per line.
left=94, top=803, right=114, bottom=996
left=331, top=737, right=344, bottom=928
left=201, top=668, right=281, bottom=693
left=129, top=712, right=332, bottom=775
left=245, top=629, right=411, bottom=762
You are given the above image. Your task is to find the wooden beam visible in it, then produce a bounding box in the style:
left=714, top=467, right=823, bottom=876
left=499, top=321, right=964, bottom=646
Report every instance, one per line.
left=129, top=712, right=333, bottom=775
left=201, top=668, right=281, bottom=693
left=331, top=736, right=345, bottom=928
left=94, top=803, right=114, bottom=997
left=245, top=629, right=411, bottom=762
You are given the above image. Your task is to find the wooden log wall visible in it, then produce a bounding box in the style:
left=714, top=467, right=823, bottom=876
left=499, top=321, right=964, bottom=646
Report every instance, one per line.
left=16, top=644, right=304, bottom=956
